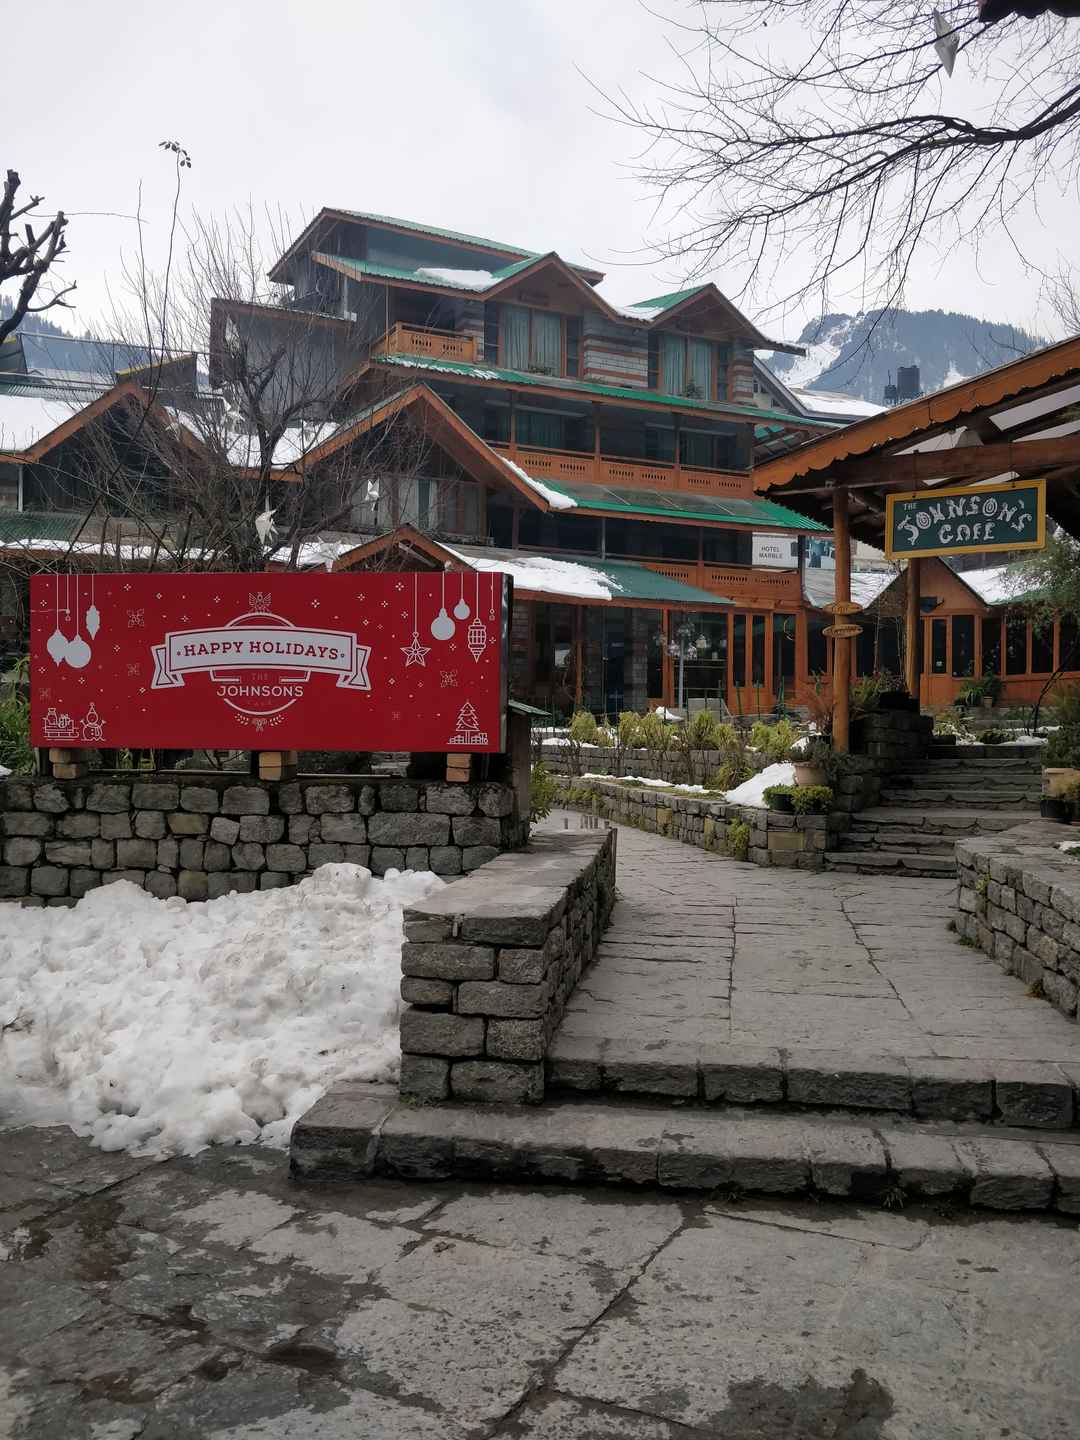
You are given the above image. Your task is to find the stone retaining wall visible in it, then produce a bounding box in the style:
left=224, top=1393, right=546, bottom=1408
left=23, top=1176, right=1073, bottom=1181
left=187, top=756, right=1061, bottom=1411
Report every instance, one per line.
left=557, top=777, right=843, bottom=869
left=0, top=774, right=526, bottom=904
left=397, top=830, right=616, bottom=1104
left=956, top=821, right=1080, bottom=1021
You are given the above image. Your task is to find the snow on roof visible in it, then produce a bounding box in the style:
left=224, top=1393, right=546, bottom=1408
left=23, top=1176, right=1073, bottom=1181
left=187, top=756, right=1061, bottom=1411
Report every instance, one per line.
left=790, top=386, right=884, bottom=419
left=416, top=265, right=499, bottom=291
left=0, top=390, right=103, bottom=454
left=802, top=565, right=896, bottom=611
left=955, top=565, right=1036, bottom=606
left=500, top=457, right=576, bottom=510
left=444, top=545, right=618, bottom=601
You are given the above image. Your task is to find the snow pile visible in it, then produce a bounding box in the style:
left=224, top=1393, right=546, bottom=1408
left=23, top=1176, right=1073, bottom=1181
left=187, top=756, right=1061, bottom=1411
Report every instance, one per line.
left=501, top=458, right=577, bottom=511
left=724, top=761, right=796, bottom=807
left=0, top=764, right=10, bottom=778
left=583, top=773, right=709, bottom=794
left=417, top=266, right=498, bottom=290
left=0, top=863, right=442, bottom=1157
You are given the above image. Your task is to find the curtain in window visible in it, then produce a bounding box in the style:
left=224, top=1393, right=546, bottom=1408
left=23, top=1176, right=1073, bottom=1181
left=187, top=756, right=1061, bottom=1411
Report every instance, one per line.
left=681, top=430, right=715, bottom=468
left=531, top=312, right=561, bottom=372
left=504, top=305, right=530, bottom=370
left=716, top=343, right=730, bottom=401
left=517, top=410, right=564, bottom=448
left=660, top=335, right=686, bottom=395
left=687, top=340, right=712, bottom=398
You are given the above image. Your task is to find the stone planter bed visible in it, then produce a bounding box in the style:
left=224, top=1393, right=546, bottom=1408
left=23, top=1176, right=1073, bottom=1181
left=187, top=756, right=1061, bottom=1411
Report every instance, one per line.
left=956, top=819, right=1080, bottom=1021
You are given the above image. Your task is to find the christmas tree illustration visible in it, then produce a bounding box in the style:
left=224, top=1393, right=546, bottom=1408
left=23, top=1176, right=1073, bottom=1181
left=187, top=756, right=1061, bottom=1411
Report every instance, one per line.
left=449, top=700, right=487, bottom=747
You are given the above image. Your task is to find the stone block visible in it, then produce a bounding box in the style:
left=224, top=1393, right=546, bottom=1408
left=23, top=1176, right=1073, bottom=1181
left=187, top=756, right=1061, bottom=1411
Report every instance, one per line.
left=398, top=1054, right=451, bottom=1102
left=102, top=871, right=146, bottom=887
left=498, top=947, right=547, bottom=984
left=100, top=813, right=133, bottom=840
left=288, top=814, right=317, bottom=844
left=133, top=782, right=179, bottom=810
left=266, top=843, right=306, bottom=873
left=880, top=1130, right=970, bottom=1198
left=277, top=782, right=302, bottom=815
left=379, top=782, right=420, bottom=812
left=0, top=866, right=28, bottom=897
left=604, top=1038, right=699, bottom=1098
left=58, top=813, right=99, bottom=839
left=658, top=1114, right=808, bottom=1194
left=370, top=847, right=404, bottom=875
left=355, top=785, right=377, bottom=816
left=1041, top=1142, right=1080, bottom=1213
left=210, top=816, right=241, bottom=845
left=911, top=1058, right=993, bottom=1121
left=450, top=1060, right=543, bottom=1104
left=168, top=812, right=208, bottom=836
left=319, top=814, right=368, bottom=843
left=260, top=872, right=292, bottom=890
left=462, top=845, right=500, bottom=872
left=429, top=846, right=463, bottom=876
left=405, top=847, right=430, bottom=871
left=1042, top=969, right=1079, bottom=1016
left=68, top=867, right=101, bottom=899
left=178, top=870, right=209, bottom=902
left=85, top=783, right=130, bottom=813
left=4, top=837, right=42, bottom=866
left=303, top=784, right=356, bottom=814
left=400, top=1008, right=484, bottom=1057
left=222, top=785, right=269, bottom=815
left=457, top=980, right=549, bottom=1018
left=404, top=917, right=454, bottom=942
left=308, top=843, right=345, bottom=867
left=31, top=866, right=68, bottom=897
left=700, top=1045, right=784, bottom=1104
left=995, top=1062, right=1074, bottom=1129
left=144, top=871, right=177, bottom=899
left=156, top=838, right=179, bottom=869
left=238, top=815, right=285, bottom=843
left=3, top=812, right=51, bottom=837
left=178, top=838, right=205, bottom=871
left=400, top=977, right=454, bottom=1007
left=343, top=845, right=372, bottom=867
left=368, top=813, right=450, bottom=847
left=486, top=1018, right=546, bottom=1061
left=0, top=778, right=34, bottom=810
left=232, top=842, right=265, bottom=871
left=807, top=1128, right=887, bottom=1196
left=118, top=838, right=159, bottom=869
left=959, top=1138, right=1054, bottom=1209
left=478, top=784, right=514, bottom=818
left=786, top=1051, right=911, bottom=1112
left=45, top=840, right=93, bottom=866
left=133, top=810, right=166, bottom=840
left=91, top=838, right=115, bottom=870
left=180, top=785, right=220, bottom=814
left=767, top=831, right=806, bottom=853
left=424, top=783, right=477, bottom=815
left=401, top=942, right=495, bottom=981
left=452, top=815, right=503, bottom=847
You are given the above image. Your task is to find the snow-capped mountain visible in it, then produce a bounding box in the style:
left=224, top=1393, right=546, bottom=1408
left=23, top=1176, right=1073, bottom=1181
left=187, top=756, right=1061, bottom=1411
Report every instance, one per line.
left=767, top=310, right=1047, bottom=405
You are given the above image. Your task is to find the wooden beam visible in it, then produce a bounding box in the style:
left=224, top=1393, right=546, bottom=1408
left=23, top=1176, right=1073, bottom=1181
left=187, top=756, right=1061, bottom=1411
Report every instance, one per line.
left=904, top=558, right=921, bottom=701
left=841, top=436, right=1080, bottom=486
left=832, top=488, right=852, bottom=754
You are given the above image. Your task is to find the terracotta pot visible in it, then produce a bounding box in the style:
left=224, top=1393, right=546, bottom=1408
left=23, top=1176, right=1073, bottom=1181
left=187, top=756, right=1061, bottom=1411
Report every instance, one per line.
left=981, top=695, right=994, bottom=710
left=1043, top=767, right=1080, bottom=798
left=794, top=762, right=827, bottom=787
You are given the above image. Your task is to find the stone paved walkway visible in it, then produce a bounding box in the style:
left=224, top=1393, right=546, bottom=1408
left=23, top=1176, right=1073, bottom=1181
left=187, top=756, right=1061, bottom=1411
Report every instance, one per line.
left=3, top=1125, right=1080, bottom=1438
left=544, top=811, right=1080, bottom=1064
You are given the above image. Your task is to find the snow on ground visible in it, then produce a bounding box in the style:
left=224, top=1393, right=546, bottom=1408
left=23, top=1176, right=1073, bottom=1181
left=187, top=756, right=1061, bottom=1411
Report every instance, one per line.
left=724, top=761, right=796, bottom=806
left=582, top=773, right=709, bottom=794
left=0, top=863, right=442, bottom=1157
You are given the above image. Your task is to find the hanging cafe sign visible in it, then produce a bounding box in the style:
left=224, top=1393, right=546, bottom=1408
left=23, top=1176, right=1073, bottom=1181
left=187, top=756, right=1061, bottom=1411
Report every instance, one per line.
left=30, top=570, right=510, bottom=752
left=885, top=479, right=1045, bottom=560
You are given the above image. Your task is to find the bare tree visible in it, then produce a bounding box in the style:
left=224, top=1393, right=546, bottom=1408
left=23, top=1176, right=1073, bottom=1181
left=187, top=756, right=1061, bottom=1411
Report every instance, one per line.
left=0, top=168, right=74, bottom=343
left=601, top=2, right=1080, bottom=321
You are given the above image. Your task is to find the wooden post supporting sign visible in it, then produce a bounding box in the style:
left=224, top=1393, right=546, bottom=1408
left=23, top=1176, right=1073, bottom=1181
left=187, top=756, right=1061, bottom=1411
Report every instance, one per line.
left=832, top=487, right=852, bottom=753
left=905, top=557, right=921, bottom=702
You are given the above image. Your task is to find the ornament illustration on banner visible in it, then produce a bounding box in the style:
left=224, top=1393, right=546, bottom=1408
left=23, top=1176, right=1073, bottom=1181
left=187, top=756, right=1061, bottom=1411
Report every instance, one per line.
left=453, top=570, right=471, bottom=621
left=65, top=576, right=92, bottom=669
left=46, top=574, right=96, bottom=669
left=448, top=700, right=488, bottom=748
left=466, top=570, right=488, bottom=661
left=81, top=703, right=105, bottom=742
left=46, top=574, right=67, bottom=665
left=430, top=569, right=456, bottom=641
left=43, top=707, right=78, bottom=741
left=401, top=573, right=431, bottom=668
left=85, top=571, right=101, bottom=640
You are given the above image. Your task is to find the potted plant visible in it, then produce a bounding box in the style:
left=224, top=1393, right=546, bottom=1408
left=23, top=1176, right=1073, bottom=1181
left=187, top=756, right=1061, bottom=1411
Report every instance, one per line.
left=794, top=735, right=830, bottom=787
left=1043, top=717, right=1080, bottom=799
left=790, top=784, right=834, bottom=815
left=763, top=783, right=795, bottom=813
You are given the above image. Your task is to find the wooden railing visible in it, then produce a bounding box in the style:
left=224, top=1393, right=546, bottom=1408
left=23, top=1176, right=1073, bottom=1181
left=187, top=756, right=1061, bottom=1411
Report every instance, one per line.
left=372, top=323, right=479, bottom=364
left=645, top=561, right=803, bottom=604
left=490, top=443, right=753, bottom=497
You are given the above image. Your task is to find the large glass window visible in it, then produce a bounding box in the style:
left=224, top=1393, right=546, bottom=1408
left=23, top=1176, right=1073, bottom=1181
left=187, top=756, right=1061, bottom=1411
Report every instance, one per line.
left=807, top=615, right=830, bottom=674
left=951, top=615, right=975, bottom=677
left=751, top=615, right=766, bottom=687
left=703, top=529, right=753, bottom=565
left=1061, top=615, right=1080, bottom=674
left=682, top=612, right=728, bottom=701
left=856, top=623, right=876, bottom=677
left=516, top=409, right=564, bottom=448
left=982, top=616, right=1002, bottom=676
left=1005, top=615, right=1027, bottom=675
left=773, top=613, right=796, bottom=683
left=1031, top=620, right=1054, bottom=674
left=732, top=614, right=747, bottom=687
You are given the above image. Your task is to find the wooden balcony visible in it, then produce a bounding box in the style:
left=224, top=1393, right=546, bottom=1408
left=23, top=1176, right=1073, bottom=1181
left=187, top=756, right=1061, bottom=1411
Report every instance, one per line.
left=372, top=323, right=479, bottom=364
left=490, top=443, right=754, bottom=498
left=644, top=560, right=804, bottom=605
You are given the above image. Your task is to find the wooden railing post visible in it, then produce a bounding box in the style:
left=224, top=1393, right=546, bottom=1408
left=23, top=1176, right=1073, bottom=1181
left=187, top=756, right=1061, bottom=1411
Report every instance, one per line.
left=832, top=486, right=852, bottom=753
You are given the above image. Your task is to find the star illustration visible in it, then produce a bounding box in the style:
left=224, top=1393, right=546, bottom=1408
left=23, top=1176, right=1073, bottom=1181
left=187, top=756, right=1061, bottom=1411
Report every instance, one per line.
left=401, top=631, right=430, bottom=668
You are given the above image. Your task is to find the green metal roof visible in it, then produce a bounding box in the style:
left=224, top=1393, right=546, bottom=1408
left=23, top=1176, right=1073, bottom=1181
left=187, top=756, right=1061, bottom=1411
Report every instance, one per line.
left=525, top=476, right=825, bottom=531
left=0, top=511, right=83, bottom=544
left=373, top=351, right=836, bottom=429
left=631, top=284, right=711, bottom=313
left=319, top=254, right=534, bottom=293
left=449, top=545, right=734, bottom=607
left=337, top=210, right=537, bottom=260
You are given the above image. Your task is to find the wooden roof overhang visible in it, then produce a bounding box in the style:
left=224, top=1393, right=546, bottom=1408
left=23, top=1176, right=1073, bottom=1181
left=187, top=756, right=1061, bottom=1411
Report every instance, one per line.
left=752, top=334, right=1080, bottom=543
left=0, top=379, right=211, bottom=467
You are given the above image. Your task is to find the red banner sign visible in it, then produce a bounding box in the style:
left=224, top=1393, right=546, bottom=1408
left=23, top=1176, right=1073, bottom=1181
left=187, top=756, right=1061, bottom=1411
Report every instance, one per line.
left=30, top=571, right=509, bottom=752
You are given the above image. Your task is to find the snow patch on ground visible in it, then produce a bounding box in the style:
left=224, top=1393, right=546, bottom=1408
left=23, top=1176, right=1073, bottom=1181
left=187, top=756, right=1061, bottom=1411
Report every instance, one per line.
left=724, top=761, right=796, bottom=807
left=0, top=863, right=441, bottom=1157
left=582, top=773, right=710, bottom=794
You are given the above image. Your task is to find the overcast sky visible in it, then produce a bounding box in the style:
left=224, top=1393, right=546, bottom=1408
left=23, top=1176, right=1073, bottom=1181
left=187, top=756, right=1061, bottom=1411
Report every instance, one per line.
left=5, top=0, right=1071, bottom=346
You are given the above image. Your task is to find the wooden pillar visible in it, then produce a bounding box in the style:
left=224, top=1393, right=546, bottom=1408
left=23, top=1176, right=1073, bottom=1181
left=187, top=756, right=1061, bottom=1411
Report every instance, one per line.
left=832, top=487, right=852, bottom=753
left=904, top=557, right=921, bottom=702
left=661, top=607, right=673, bottom=705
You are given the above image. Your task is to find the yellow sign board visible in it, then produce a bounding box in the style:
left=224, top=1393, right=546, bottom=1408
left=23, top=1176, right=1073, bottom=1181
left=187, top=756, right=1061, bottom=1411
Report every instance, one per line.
left=885, top=478, right=1046, bottom=560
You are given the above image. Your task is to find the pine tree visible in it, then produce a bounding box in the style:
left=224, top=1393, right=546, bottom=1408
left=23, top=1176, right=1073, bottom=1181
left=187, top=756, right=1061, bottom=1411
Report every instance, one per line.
left=456, top=701, right=479, bottom=733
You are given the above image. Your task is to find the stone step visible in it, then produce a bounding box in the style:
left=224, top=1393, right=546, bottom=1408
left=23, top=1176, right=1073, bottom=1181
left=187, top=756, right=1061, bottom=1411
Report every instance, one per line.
left=291, top=1084, right=1080, bottom=1214
left=880, top=788, right=1040, bottom=808
left=902, top=757, right=1043, bottom=772
left=840, top=832, right=957, bottom=854
left=886, top=773, right=1040, bottom=791
left=928, top=743, right=1043, bottom=759
left=824, top=850, right=957, bottom=876
left=850, top=807, right=1034, bottom=835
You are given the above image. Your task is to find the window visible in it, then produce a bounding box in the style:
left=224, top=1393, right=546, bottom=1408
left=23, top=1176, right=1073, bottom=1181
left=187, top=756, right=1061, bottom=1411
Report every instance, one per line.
left=751, top=615, right=766, bottom=687
left=856, top=623, right=876, bottom=677
left=483, top=302, right=500, bottom=364
left=1061, top=615, right=1080, bottom=674
left=1005, top=615, right=1027, bottom=675
left=502, top=305, right=563, bottom=374
left=1031, top=620, right=1054, bottom=674
left=716, top=344, right=730, bottom=401
left=982, top=617, right=1002, bottom=676
left=807, top=615, right=830, bottom=674
left=516, top=409, right=564, bottom=449
left=644, top=426, right=676, bottom=463
left=658, top=334, right=714, bottom=399
left=481, top=405, right=509, bottom=444
left=773, top=613, right=797, bottom=683
left=565, top=317, right=581, bottom=378
left=931, top=618, right=947, bottom=674
left=732, top=614, right=747, bottom=686
left=951, top=616, right=975, bottom=677
left=702, top=529, right=753, bottom=565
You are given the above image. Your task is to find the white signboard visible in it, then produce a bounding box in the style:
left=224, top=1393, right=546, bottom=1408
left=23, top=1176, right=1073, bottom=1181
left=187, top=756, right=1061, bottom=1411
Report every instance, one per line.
left=752, top=533, right=799, bottom=569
